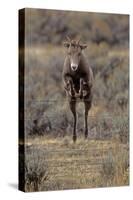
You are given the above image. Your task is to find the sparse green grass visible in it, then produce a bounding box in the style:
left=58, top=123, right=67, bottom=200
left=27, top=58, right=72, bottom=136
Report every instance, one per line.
left=24, top=135, right=129, bottom=191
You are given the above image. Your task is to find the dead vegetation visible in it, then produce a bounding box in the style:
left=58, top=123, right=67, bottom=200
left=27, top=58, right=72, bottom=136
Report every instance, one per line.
left=24, top=136, right=129, bottom=191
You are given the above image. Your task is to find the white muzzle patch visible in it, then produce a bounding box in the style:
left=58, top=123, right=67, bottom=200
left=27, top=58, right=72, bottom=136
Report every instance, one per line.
left=71, top=63, right=78, bottom=71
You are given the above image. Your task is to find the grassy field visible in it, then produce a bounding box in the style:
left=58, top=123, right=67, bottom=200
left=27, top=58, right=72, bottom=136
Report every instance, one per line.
left=20, top=9, right=129, bottom=192
left=24, top=135, right=129, bottom=192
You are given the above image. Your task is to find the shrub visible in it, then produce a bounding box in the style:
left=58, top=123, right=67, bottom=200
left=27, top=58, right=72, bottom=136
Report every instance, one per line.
left=25, top=147, right=49, bottom=192
left=100, top=146, right=129, bottom=186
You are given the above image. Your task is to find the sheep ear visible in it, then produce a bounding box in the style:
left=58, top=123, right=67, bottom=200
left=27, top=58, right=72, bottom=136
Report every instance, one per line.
left=63, top=42, right=70, bottom=48
left=80, top=44, right=87, bottom=49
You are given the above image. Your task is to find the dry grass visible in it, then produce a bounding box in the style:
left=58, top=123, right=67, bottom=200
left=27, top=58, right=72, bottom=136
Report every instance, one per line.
left=24, top=135, right=129, bottom=192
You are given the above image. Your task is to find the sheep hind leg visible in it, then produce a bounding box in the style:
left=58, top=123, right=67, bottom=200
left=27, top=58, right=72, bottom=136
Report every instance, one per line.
left=79, top=78, right=84, bottom=99
left=69, top=97, right=77, bottom=142
left=84, top=96, right=92, bottom=139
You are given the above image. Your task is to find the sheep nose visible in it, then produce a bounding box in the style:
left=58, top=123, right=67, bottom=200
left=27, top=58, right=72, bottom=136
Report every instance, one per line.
left=72, top=66, right=76, bottom=70
left=71, top=64, right=78, bottom=71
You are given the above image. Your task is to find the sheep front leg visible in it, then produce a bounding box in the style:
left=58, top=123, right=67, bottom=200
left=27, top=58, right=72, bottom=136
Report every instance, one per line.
left=68, top=79, right=75, bottom=97
left=64, top=77, right=75, bottom=97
